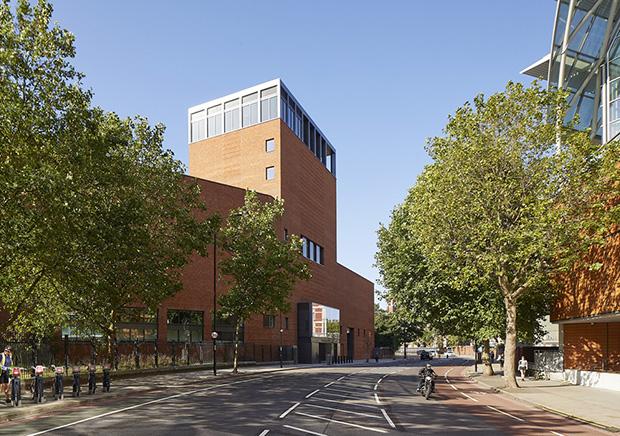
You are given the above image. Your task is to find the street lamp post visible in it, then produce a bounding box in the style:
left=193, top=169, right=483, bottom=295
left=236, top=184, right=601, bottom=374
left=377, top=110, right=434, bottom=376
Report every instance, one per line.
left=279, top=314, right=284, bottom=368
left=212, top=232, right=218, bottom=377
left=211, top=331, right=218, bottom=376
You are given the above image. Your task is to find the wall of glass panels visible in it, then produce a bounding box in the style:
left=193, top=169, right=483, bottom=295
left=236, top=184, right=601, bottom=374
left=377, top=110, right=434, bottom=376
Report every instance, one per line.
left=167, top=309, right=204, bottom=343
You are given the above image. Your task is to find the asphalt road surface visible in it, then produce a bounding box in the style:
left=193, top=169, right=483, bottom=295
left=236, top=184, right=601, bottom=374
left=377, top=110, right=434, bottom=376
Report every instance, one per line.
left=3, top=358, right=611, bottom=435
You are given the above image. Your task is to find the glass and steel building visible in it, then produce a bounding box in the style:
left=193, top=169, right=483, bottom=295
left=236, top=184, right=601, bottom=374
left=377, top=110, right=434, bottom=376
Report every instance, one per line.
left=522, top=0, right=620, bottom=142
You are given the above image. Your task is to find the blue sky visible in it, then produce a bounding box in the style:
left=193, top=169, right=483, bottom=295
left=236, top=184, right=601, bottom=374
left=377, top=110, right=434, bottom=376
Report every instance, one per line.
left=49, top=1, right=556, bottom=302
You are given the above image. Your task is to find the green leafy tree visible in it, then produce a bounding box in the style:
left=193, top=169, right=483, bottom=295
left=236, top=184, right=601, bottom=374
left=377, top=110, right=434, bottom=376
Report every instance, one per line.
left=0, top=0, right=219, bottom=348
left=218, top=191, right=311, bottom=373
left=405, top=82, right=618, bottom=387
left=376, top=196, right=551, bottom=376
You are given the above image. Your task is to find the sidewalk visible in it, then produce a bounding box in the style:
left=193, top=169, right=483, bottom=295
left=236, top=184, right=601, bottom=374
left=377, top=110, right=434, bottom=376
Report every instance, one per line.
left=469, top=363, right=620, bottom=432
left=0, top=358, right=378, bottom=423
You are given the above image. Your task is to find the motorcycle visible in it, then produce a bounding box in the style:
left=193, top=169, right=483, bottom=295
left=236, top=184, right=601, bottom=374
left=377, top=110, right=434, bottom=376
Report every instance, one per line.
left=421, top=374, right=435, bottom=400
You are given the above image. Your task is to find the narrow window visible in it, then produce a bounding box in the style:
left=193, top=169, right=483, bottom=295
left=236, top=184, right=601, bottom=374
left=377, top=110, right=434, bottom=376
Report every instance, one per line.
left=266, top=166, right=275, bottom=180
left=190, top=110, right=206, bottom=142
left=260, top=86, right=278, bottom=122
left=207, top=105, right=222, bottom=137
left=302, top=237, right=308, bottom=258
left=285, top=317, right=289, bottom=330
left=242, top=92, right=258, bottom=127
left=284, top=228, right=289, bottom=240
left=224, top=99, right=240, bottom=132
left=265, top=138, right=275, bottom=153
left=309, top=240, right=315, bottom=262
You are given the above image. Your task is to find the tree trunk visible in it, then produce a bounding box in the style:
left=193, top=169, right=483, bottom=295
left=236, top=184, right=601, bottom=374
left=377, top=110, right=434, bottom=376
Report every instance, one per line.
left=482, top=339, right=494, bottom=376
left=232, top=321, right=240, bottom=374
left=503, top=296, right=519, bottom=388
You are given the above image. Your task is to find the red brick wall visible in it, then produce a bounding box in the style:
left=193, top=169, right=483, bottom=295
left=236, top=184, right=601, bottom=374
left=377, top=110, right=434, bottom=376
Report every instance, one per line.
left=563, top=322, right=620, bottom=372
left=552, top=233, right=620, bottom=322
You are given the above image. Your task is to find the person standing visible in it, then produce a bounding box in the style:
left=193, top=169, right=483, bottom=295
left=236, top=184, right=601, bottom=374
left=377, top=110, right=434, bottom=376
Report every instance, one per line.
left=0, top=347, right=13, bottom=404
left=518, top=356, right=528, bottom=381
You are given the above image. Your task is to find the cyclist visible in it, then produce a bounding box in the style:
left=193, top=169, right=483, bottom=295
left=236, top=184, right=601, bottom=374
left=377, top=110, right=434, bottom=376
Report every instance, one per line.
left=1, top=346, right=13, bottom=404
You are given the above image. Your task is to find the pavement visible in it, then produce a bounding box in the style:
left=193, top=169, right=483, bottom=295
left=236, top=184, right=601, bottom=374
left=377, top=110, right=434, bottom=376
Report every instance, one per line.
left=0, top=357, right=613, bottom=435
left=469, top=363, right=620, bottom=432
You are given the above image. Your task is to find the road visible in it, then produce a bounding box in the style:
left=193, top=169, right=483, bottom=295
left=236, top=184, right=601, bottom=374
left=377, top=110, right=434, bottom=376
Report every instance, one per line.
left=2, top=358, right=611, bottom=435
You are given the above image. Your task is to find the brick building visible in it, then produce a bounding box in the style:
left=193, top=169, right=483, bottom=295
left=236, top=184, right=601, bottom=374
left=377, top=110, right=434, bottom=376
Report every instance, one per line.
left=160, top=79, right=374, bottom=363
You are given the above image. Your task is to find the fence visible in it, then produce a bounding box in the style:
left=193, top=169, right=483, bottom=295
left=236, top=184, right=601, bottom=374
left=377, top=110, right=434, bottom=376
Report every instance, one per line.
left=1, top=339, right=298, bottom=371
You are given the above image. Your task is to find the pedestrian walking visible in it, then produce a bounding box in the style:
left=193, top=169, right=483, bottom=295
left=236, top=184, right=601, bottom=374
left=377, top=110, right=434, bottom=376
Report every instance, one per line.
left=518, top=356, right=528, bottom=381
left=0, top=346, right=13, bottom=404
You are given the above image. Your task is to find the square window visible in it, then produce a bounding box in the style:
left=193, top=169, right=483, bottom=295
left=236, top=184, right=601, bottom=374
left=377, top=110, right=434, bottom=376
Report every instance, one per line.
left=266, top=166, right=275, bottom=180
left=266, top=138, right=275, bottom=153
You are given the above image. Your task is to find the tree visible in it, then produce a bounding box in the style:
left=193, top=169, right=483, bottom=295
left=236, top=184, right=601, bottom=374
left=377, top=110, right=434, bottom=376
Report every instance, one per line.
left=405, top=82, right=618, bottom=387
left=376, top=194, right=551, bottom=376
left=55, top=112, right=219, bottom=358
left=0, top=0, right=218, bottom=347
left=374, top=305, right=422, bottom=357
left=218, top=191, right=311, bottom=373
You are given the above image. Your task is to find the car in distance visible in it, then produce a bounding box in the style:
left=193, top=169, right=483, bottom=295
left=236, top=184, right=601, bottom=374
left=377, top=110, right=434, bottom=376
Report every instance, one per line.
left=444, top=348, right=456, bottom=358
left=420, top=350, right=433, bottom=360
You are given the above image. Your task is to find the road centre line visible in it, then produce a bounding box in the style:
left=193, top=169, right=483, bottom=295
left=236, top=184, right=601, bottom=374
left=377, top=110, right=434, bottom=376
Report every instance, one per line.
left=324, top=385, right=367, bottom=394
left=486, top=405, right=524, bottom=422
left=295, top=411, right=388, bottom=434
left=283, top=425, right=327, bottom=436
left=258, top=430, right=270, bottom=436
left=26, top=376, right=266, bottom=436
left=305, top=389, right=320, bottom=399
left=310, top=396, right=381, bottom=410
left=304, top=403, right=382, bottom=419
left=381, top=409, right=396, bottom=429
left=460, top=392, right=479, bottom=402
left=323, top=381, right=335, bottom=387
left=337, top=376, right=346, bottom=381
left=279, top=402, right=301, bottom=419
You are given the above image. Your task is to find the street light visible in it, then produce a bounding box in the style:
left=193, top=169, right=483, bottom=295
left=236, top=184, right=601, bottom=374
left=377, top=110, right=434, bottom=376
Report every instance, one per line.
left=279, top=313, right=284, bottom=369
left=211, top=331, right=218, bottom=376
left=212, top=231, right=218, bottom=377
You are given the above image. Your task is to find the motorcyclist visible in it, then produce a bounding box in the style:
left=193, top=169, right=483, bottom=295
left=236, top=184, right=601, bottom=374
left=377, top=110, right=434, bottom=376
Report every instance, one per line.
left=417, top=363, right=436, bottom=393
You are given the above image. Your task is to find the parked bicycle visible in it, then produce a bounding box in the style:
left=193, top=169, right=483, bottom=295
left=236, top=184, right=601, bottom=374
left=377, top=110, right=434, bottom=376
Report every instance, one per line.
left=10, top=367, right=25, bottom=407
left=72, top=365, right=81, bottom=397
left=31, top=365, right=46, bottom=403
left=52, top=365, right=64, bottom=400
left=87, top=363, right=96, bottom=394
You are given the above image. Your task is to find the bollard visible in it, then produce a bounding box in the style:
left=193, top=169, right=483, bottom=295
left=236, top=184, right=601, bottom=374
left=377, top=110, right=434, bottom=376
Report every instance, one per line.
left=154, top=342, right=159, bottom=368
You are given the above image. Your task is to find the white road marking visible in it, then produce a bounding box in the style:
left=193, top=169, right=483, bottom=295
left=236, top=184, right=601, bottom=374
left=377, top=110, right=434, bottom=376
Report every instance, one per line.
left=304, top=403, right=382, bottom=419
left=283, top=425, right=327, bottom=436
left=460, top=392, right=479, bottom=402
left=279, top=402, right=301, bottom=419
left=337, top=376, right=345, bottom=381
left=305, top=389, right=320, bottom=399
left=486, top=405, right=524, bottom=422
left=316, top=391, right=367, bottom=400
left=324, top=386, right=366, bottom=394
left=373, top=383, right=378, bottom=391
left=444, top=368, right=458, bottom=390
left=295, top=411, right=388, bottom=433
left=258, top=430, right=270, bottom=436
left=374, top=393, right=381, bottom=404
left=381, top=409, right=396, bottom=429
left=323, top=381, right=334, bottom=387
left=310, top=396, right=381, bottom=410
left=550, top=432, right=565, bottom=436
